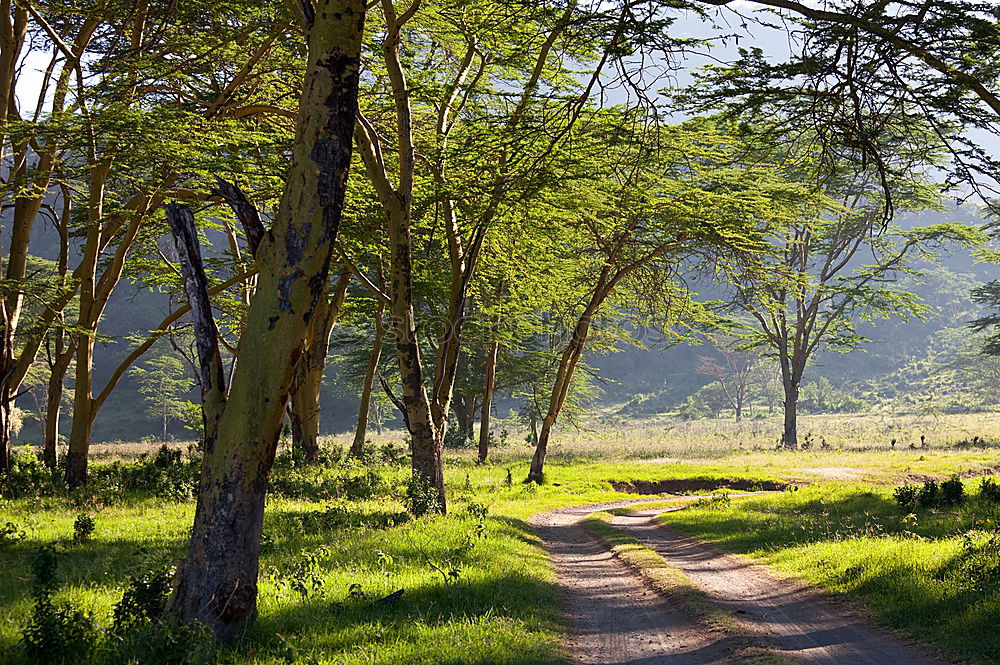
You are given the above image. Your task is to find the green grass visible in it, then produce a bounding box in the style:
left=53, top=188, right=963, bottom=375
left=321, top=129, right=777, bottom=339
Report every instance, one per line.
left=0, top=456, right=675, bottom=665
left=5, top=416, right=1000, bottom=664
left=657, top=480, right=1000, bottom=665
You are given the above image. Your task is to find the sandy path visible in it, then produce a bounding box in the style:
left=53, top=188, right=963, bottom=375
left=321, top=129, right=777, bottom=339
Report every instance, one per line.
left=610, top=506, right=954, bottom=665
left=532, top=500, right=741, bottom=665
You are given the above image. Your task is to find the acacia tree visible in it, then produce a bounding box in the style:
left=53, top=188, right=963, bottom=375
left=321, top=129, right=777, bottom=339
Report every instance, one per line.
left=696, top=338, right=762, bottom=421
left=526, top=116, right=809, bottom=481
left=163, top=0, right=365, bottom=641
left=727, top=166, right=983, bottom=447
left=352, top=0, right=632, bottom=511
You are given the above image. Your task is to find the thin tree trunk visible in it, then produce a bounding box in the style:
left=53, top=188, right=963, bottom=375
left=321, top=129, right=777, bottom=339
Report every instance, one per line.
left=452, top=392, right=475, bottom=441
left=528, top=296, right=600, bottom=483
left=350, top=301, right=385, bottom=458
left=478, top=338, right=499, bottom=464
left=288, top=269, right=350, bottom=462
left=167, top=3, right=364, bottom=641
left=44, top=345, right=74, bottom=470
left=782, top=380, right=799, bottom=449
left=0, top=388, right=12, bottom=475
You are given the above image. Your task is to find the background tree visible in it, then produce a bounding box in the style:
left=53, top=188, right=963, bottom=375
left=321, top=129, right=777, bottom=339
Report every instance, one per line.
left=725, top=148, right=983, bottom=447
left=129, top=342, right=196, bottom=441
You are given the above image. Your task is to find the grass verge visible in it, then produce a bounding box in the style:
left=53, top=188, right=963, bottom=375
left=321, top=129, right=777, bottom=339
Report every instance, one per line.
left=657, top=481, right=1000, bottom=665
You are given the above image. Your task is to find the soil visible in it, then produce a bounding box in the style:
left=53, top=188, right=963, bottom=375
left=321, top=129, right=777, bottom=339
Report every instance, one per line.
left=533, top=498, right=956, bottom=665
left=609, top=478, right=791, bottom=494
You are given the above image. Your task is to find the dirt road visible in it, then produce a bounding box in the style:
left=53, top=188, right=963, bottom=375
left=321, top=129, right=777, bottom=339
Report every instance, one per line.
left=533, top=499, right=954, bottom=665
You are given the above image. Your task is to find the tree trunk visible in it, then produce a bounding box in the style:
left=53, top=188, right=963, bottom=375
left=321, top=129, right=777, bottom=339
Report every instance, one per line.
left=527, top=293, right=602, bottom=483
left=782, top=380, right=799, bottom=449
left=65, top=335, right=95, bottom=488
left=287, top=269, right=350, bottom=462
left=0, top=388, right=12, bottom=476
left=350, top=302, right=386, bottom=458
left=44, top=345, right=74, bottom=470
left=478, top=338, right=499, bottom=464
left=167, top=2, right=364, bottom=641
left=735, top=398, right=743, bottom=422
left=452, top=392, right=475, bottom=442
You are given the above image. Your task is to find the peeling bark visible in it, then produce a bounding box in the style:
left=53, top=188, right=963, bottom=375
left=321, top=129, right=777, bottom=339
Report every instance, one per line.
left=167, top=0, right=365, bottom=641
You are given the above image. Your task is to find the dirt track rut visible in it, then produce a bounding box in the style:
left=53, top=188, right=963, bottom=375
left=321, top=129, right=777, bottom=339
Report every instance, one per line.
left=534, top=499, right=955, bottom=665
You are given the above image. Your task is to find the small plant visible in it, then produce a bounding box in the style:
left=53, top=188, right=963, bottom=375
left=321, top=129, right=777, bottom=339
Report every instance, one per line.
left=981, top=478, right=1000, bottom=503
left=893, top=485, right=918, bottom=510
left=286, top=547, right=329, bottom=598
left=20, top=545, right=99, bottom=664
left=72, top=515, right=95, bottom=544
left=941, top=476, right=965, bottom=505
left=504, top=468, right=513, bottom=487
left=407, top=475, right=441, bottom=515
left=0, top=520, right=26, bottom=546
left=112, top=566, right=174, bottom=630
left=917, top=479, right=939, bottom=508
left=941, top=531, right=1000, bottom=594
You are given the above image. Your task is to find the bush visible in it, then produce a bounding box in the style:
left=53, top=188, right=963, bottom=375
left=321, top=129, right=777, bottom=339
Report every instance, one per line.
left=0, top=520, right=26, bottom=546
left=941, top=477, right=965, bottom=505
left=941, top=531, right=1000, bottom=595
left=73, top=515, right=96, bottom=544
left=112, top=567, right=174, bottom=630
left=20, top=545, right=99, bottom=664
left=4, top=448, right=58, bottom=496
left=981, top=478, right=1000, bottom=502
left=917, top=479, right=939, bottom=508
left=407, top=475, right=441, bottom=515
left=893, top=484, right=918, bottom=509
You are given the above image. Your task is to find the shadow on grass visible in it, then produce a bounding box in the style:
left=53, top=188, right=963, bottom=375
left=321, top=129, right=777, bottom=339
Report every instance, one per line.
left=251, top=518, right=564, bottom=664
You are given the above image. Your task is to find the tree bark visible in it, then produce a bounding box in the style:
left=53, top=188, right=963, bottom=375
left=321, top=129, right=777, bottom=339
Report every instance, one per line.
left=287, top=268, right=350, bottom=462
left=166, top=1, right=364, bottom=641
left=44, top=344, right=74, bottom=470
left=350, top=300, right=386, bottom=458
left=478, top=338, right=499, bottom=464
left=65, top=332, right=96, bottom=488
left=782, top=380, right=799, bottom=449
left=452, top=392, right=475, bottom=442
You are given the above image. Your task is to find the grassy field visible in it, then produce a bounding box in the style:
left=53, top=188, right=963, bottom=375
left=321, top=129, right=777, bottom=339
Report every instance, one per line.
left=3, top=411, right=1000, bottom=664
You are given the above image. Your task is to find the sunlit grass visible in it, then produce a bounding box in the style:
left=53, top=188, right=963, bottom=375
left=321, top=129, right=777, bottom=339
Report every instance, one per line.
left=658, top=481, right=1000, bottom=665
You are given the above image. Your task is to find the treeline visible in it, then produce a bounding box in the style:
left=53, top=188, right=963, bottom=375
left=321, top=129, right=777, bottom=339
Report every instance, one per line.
left=2, top=0, right=1000, bottom=643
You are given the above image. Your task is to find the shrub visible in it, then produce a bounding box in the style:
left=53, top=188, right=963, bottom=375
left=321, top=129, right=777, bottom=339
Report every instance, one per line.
left=0, top=520, right=26, bottom=546
left=112, top=566, right=174, bottom=631
left=4, top=448, right=57, bottom=496
left=20, top=545, right=99, bottom=665
left=407, top=475, right=441, bottom=515
left=73, top=515, right=96, bottom=544
left=917, top=479, right=939, bottom=508
left=941, top=476, right=965, bottom=505
left=893, top=484, right=918, bottom=509
left=981, top=478, right=1000, bottom=503
left=941, top=531, right=1000, bottom=595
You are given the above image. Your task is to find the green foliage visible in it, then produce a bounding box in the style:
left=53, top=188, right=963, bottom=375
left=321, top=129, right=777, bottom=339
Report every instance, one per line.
left=20, top=546, right=99, bottom=665
left=941, top=477, right=965, bottom=505
left=918, top=479, right=940, bottom=507
left=981, top=478, right=1000, bottom=503
left=72, top=515, right=96, bottom=544
left=893, top=485, right=918, bottom=510
left=0, top=521, right=26, bottom=546
left=112, top=567, right=174, bottom=631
